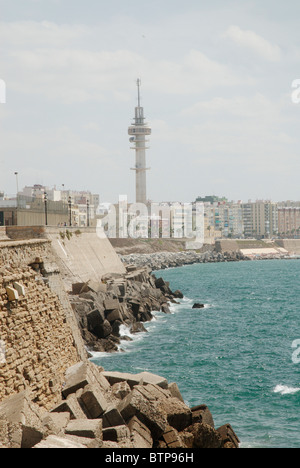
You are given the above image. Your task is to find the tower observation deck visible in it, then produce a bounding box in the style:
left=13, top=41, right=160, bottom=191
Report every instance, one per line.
left=128, top=79, right=151, bottom=205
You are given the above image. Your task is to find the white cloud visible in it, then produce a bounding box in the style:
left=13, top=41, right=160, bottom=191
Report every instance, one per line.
left=224, top=25, right=282, bottom=62
left=1, top=20, right=253, bottom=105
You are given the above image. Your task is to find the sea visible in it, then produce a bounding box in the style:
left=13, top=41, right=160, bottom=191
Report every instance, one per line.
left=91, top=259, right=300, bottom=448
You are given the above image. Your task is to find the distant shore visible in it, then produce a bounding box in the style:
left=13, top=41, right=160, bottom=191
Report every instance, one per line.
left=119, top=250, right=300, bottom=271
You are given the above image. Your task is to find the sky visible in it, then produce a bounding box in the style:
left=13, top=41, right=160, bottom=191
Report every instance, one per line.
left=1, top=0, right=300, bottom=203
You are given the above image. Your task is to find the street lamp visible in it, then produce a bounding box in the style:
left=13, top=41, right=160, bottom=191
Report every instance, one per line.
left=44, top=192, right=48, bottom=226
left=87, top=199, right=90, bottom=227
left=68, top=196, right=72, bottom=227
left=14, top=172, right=19, bottom=195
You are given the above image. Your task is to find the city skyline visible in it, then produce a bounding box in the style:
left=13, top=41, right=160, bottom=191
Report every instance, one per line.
left=1, top=1, right=300, bottom=203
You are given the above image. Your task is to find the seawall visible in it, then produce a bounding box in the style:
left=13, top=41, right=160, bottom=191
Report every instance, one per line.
left=0, top=238, right=81, bottom=409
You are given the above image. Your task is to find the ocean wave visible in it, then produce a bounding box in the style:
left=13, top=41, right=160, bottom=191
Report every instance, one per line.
left=274, top=384, right=300, bottom=395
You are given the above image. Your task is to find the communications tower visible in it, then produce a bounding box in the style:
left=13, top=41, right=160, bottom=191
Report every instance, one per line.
left=128, top=79, right=151, bottom=204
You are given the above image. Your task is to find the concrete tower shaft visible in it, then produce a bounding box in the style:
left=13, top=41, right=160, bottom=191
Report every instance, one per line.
left=128, top=79, right=151, bottom=205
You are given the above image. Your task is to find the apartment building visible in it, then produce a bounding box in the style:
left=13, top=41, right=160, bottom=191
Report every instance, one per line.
left=242, top=201, right=278, bottom=238
left=278, top=206, right=300, bottom=237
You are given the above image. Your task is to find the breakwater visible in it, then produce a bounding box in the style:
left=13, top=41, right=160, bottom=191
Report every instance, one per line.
left=120, top=250, right=245, bottom=271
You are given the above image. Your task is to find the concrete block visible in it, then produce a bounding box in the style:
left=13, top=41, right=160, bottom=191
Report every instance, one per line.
left=63, top=362, right=90, bottom=398
left=168, top=382, right=185, bottom=403
left=103, top=371, right=143, bottom=389
left=64, top=435, right=102, bottom=448
left=6, top=286, right=19, bottom=302
left=51, top=395, right=87, bottom=420
left=216, top=424, right=240, bottom=448
left=13, top=282, right=26, bottom=297
left=102, top=406, right=125, bottom=429
left=111, top=381, right=131, bottom=400
left=191, top=404, right=215, bottom=428
left=162, top=426, right=182, bottom=448
left=117, top=388, right=167, bottom=439
left=0, top=391, right=44, bottom=448
left=106, top=308, right=123, bottom=323
left=159, top=397, right=192, bottom=432
left=79, top=384, right=108, bottom=419
left=103, top=425, right=130, bottom=442
left=104, top=299, right=119, bottom=311
left=135, top=371, right=169, bottom=389
left=65, top=419, right=103, bottom=440
left=72, top=283, right=86, bottom=295
left=42, top=412, right=70, bottom=435
left=87, top=309, right=105, bottom=333
left=33, top=435, right=88, bottom=449
left=128, top=416, right=153, bottom=449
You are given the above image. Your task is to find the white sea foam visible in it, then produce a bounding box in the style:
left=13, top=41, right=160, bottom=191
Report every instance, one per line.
left=274, top=384, right=300, bottom=395
left=119, top=323, right=135, bottom=340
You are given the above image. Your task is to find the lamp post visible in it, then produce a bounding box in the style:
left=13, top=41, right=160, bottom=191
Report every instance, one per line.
left=68, top=196, right=72, bottom=227
left=14, top=172, right=19, bottom=194
left=87, top=199, right=90, bottom=227
left=44, top=192, right=48, bottom=226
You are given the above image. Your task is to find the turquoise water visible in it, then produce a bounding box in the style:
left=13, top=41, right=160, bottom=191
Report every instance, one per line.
left=91, top=260, right=300, bottom=448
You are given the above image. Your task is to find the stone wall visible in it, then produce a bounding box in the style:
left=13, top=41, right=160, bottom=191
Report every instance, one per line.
left=0, top=239, right=85, bottom=409
left=0, top=265, right=79, bottom=409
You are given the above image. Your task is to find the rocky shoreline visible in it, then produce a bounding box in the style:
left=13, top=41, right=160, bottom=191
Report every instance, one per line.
left=0, top=360, right=240, bottom=448
left=69, top=265, right=185, bottom=354
left=120, top=249, right=245, bottom=271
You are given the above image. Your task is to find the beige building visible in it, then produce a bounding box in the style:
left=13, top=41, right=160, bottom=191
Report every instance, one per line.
left=242, top=201, right=278, bottom=238
left=278, top=206, right=300, bottom=237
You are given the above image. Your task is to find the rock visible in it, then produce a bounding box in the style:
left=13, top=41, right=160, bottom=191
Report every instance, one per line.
left=186, top=423, right=222, bottom=448
left=87, top=309, right=105, bottom=335
left=52, top=394, right=87, bottom=420
left=102, top=406, right=126, bottom=429
left=159, top=397, right=192, bottom=432
left=42, top=412, right=70, bottom=436
left=217, top=424, right=240, bottom=448
left=103, top=371, right=143, bottom=389
left=168, top=382, right=185, bottom=403
left=62, top=362, right=91, bottom=398
left=0, top=391, right=44, bottom=449
left=191, top=404, right=214, bottom=427
left=102, top=425, right=130, bottom=442
left=137, top=371, right=169, bottom=389
left=106, top=309, right=123, bottom=323
left=130, top=322, right=147, bottom=334
left=161, top=303, right=171, bottom=314
left=111, top=382, right=131, bottom=400
left=79, top=384, right=108, bottom=419
left=173, top=290, right=184, bottom=299
left=33, top=435, right=88, bottom=449
left=104, top=299, right=120, bottom=311
left=192, top=303, right=205, bottom=309
left=93, top=320, right=113, bottom=339
left=103, top=370, right=168, bottom=390
left=128, top=416, right=153, bottom=448
left=64, top=435, right=102, bottom=448
left=65, top=419, right=103, bottom=441
left=159, top=426, right=184, bottom=448
left=117, top=387, right=167, bottom=439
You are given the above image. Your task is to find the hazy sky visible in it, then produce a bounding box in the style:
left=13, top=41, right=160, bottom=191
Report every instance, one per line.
left=1, top=0, right=300, bottom=203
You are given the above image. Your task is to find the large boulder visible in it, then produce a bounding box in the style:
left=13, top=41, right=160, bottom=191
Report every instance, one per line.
left=128, top=416, right=153, bottom=448
left=117, top=387, right=167, bottom=439
left=185, top=423, right=222, bottom=448
left=65, top=419, right=103, bottom=442
left=0, top=391, right=44, bottom=448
